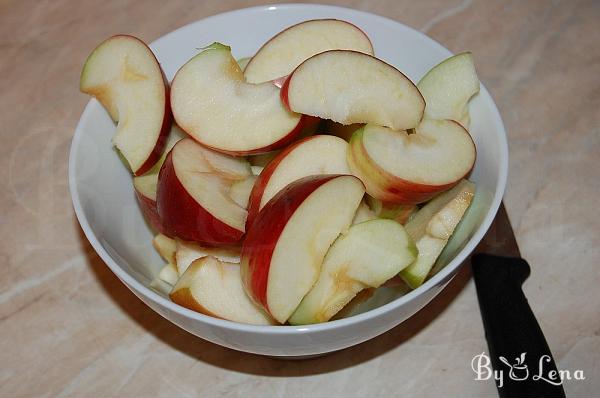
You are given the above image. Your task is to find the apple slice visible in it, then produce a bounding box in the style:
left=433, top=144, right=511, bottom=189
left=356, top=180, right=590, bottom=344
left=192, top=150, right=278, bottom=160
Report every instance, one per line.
left=250, top=165, right=264, bottom=176
left=246, top=135, right=351, bottom=227
left=229, top=175, right=257, bottom=208
left=175, top=239, right=241, bottom=276
left=244, top=19, right=373, bottom=84
left=352, top=200, right=377, bottom=224
left=237, top=56, right=251, bottom=70
left=431, top=187, right=488, bottom=276
left=242, top=175, right=365, bottom=323
left=282, top=50, right=425, bottom=131
left=134, top=125, right=186, bottom=233
left=150, top=277, right=173, bottom=295
left=249, top=151, right=280, bottom=169
left=152, top=234, right=176, bottom=264
left=289, top=219, right=417, bottom=324
left=348, top=120, right=476, bottom=204
left=418, top=52, right=480, bottom=128
left=171, top=257, right=275, bottom=325
left=170, top=43, right=303, bottom=155
left=157, top=262, right=179, bottom=285
left=399, top=180, right=475, bottom=289
left=366, top=196, right=416, bottom=224
left=80, top=35, right=171, bottom=175
left=156, top=138, right=251, bottom=245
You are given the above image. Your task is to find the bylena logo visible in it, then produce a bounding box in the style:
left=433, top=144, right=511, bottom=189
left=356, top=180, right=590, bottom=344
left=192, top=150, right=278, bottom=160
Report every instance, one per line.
left=471, top=352, right=586, bottom=388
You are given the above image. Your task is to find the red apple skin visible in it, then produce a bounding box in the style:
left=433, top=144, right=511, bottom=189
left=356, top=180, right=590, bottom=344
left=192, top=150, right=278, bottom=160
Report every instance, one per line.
left=246, top=135, right=324, bottom=229
left=271, top=75, right=288, bottom=88
left=156, top=150, right=244, bottom=246
left=348, top=126, right=475, bottom=204
left=241, top=174, right=342, bottom=312
left=280, top=74, right=292, bottom=110
left=134, top=189, right=169, bottom=235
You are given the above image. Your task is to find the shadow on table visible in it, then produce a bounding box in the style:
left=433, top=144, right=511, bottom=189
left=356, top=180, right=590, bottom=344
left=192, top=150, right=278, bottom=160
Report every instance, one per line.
left=77, top=221, right=472, bottom=376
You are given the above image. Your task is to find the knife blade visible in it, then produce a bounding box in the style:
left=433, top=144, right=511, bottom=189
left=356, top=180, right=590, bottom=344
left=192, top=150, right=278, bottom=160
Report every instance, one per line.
left=471, top=203, right=566, bottom=397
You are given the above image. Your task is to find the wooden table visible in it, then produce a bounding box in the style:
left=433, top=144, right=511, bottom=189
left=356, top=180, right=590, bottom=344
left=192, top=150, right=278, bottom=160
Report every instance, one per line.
left=1, top=1, right=598, bottom=396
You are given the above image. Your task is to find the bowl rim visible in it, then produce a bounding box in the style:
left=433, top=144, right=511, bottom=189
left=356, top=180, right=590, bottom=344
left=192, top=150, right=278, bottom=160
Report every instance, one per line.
left=69, top=3, right=508, bottom=334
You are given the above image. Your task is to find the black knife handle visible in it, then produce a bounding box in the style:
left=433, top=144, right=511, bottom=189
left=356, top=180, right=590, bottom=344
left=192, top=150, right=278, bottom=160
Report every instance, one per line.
left=472, top=254, right=566, bottom=398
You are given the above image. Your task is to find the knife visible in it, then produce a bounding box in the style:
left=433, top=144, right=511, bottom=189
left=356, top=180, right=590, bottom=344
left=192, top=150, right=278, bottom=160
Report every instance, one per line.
left=471, top=203, right=566, bottom=397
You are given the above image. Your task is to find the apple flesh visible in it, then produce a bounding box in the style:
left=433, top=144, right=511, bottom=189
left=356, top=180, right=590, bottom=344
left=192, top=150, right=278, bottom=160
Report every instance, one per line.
left=152, top=234, right=176, bottom=264
left=156, top=138, right=252, bottom=245
left=170, top=43, right=303, bottom=155
left=175, top=239, right=241, bottom=276
left=246, top=135, right=351, bottom=227
left=236, top=56, right=251, bottom=70
left=347, top=120, right=476, bottom=204
left=241, top=175, right=365, bottom=323
left=282, top=50, right=425, bottom=131
left=352, top=200, right=378, bottom=224
left=399, top=180, right=475, bottom=289
left=171, top=257, right=275, bottom=325
left=157, top=263, right=179, bottom=286
left=418, top=52, right=480, bottom=128
left=431, top=187, right=488, bottom=276
left=244, top=19, right=373, bottom=84
left=366, top=196, right=416, bottom=224
left=133, top=125, right=186, bottom=234
left=80, top=35, right=171, bottom=175
left=289, top=219, right=417, bottom=324
left=229, top=175, right=257, bottom=208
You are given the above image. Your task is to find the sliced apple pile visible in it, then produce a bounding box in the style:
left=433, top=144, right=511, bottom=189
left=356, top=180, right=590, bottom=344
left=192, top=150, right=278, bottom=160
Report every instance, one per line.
left=246, top=135, right=351, bottom=227
left=80, top=35, right=171, bottom=175
left=171, top=257, right=275, bottom=325
left=348, top=120, right=476, bottom=204
left=418, top=52, right=480, bottom=128
left=156, top=138, right=252, bottom=245
left=244, top=19, right=373, bottom=84
left=242, top=175, right=365, bottom=323
left=399, top=180, right=475, bottom=289
left=282, top=50, right=425, bottom=130
left=170, top=43, right=304, bottom=155
left=289, top=219, right=417, bottom=324
left=83, top=21, right=483, bottom=326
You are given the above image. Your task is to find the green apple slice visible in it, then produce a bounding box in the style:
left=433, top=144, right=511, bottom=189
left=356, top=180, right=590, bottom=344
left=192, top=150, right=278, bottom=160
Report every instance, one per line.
left=417, top=52, right=480, bottom=128
left=430, top=187, right=491, bottom=275
left=399, top=180, right=475, bottom=289
left=289, top=219, right=417, bottom=325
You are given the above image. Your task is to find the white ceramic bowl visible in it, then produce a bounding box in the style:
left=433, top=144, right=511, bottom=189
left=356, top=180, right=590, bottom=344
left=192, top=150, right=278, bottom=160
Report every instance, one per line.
left=70, top=4, right=508, bottom=357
